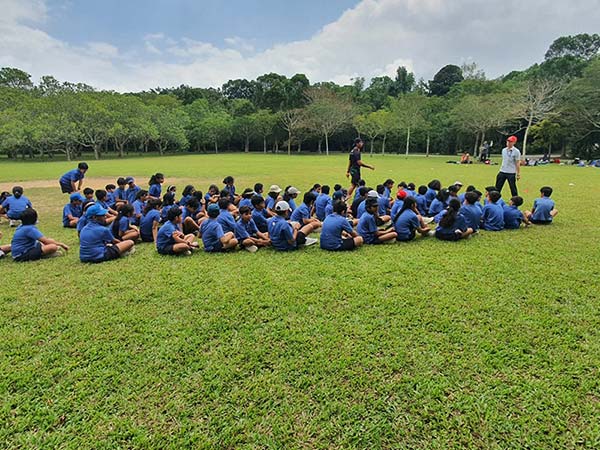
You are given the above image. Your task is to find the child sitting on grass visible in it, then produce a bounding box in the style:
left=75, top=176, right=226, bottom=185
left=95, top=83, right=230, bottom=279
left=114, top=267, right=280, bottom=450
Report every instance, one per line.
left=504, top=196, right=530, bottom=229
left=234, top=206, right=271, bottom=252
left=392, top=197, right=433, bottom=242
left=79, top=204, right=135, bottom=263
left=481, top=190, right=505, bottom=231
left=435, top=199, right=474, bottom=241
left=156, top=206, right=199, bottom=256
left=139, top=199, right=162, bottom=242
left=11, top=209, right=68, bottom=261
left=63, top=193, right=84, bottom=228
left=268, top=201, right=318, bottom=251
left=0, top=186, right=32, bottom=227
left=112, top=204, right=140, bottom=242
left=357, top=198, right=397, bottom=244
left=525, top=186, right=558, bottom=224
left=320, top=201, right=363, bottom=251
left=199, top=204, right=238, bottom=253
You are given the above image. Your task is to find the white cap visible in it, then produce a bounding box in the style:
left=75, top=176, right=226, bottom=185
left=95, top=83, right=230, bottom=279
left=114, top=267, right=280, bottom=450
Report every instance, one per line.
left=454, top=181, right=463, bottom=186
left=275, top=201, right=291, bottom=212
left=287, top=186, right=300, bottom=195
left=367, top=190, right=379, bottom=198
left=269, top=184, right=282, bottom=193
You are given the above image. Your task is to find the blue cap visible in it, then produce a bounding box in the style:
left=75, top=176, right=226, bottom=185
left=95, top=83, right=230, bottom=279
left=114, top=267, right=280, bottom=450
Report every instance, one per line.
left=125, top=176, right=135, bottom=184
left=207, top=203, right=220, bottom=214
left=70, top=192, right=84, bottom=202
left=332, top=191, right=344, bottom=200
left=86, top=203, right=108, bottom=217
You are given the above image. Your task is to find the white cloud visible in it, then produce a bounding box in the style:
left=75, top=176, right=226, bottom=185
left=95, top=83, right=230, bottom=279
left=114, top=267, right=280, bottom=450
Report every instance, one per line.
left=1, top=0, right=599, bottom=91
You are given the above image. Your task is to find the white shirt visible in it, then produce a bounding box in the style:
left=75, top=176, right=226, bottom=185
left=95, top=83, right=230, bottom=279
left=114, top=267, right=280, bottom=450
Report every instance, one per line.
left=500, top=147, right=521, bottom=174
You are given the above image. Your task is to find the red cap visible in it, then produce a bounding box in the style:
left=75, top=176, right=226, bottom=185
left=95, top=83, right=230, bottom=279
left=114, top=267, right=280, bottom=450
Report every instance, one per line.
left=396, top=189, right=408, bottom=200
left=507, top=136, right=518, bottom=143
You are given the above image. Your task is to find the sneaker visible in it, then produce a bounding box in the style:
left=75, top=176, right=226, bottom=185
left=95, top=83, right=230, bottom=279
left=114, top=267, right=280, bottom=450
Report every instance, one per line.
left=123, top=246, right=136, bottom=257
left=0, top=250, right=5, bottom=259
left=45, top=250, right=65, bottom=259
left=427, top=230, right=435, bottom=237
left=9, top=220, right=18, bottom=227
left=303, top=237, right=318, bottom=247
left=183, top=250, right=192, bottom=256
left=422, top=217, right=434, bottom=225
left=244, top=245, right=258, bottom=253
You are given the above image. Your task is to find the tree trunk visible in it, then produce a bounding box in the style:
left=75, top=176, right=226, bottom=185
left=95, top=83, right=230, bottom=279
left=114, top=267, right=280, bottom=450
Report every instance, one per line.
left=214, top=139, right=218, bottom=154
left=473, top=132, right=480, bottom=156
left=405, top=127, right=411, bottom=158
left=298, top=140, right=302, bottom=153
left=325, top=133, right=329, bottom=156
left=370, top=138, right=374, bottom=156
left=426, top=133, right=430, bottom=157
left=66, top=145, right=72, bottom=162
left=93, top=144, right=100, bottom=160
left=523, top=113, right=533, bottom=157
left=318, top=139, right=322, bottom=154
left=382, top=134, right=387, bottom=156
left=561, top=143, right=567, bottom=158
left=244, top=135, right=249, bottom=153
left=263, top=137, right=267, bottom=154
left=117, top=143, right=124, bottom=158
left=287, top=132, right=292, bottom=156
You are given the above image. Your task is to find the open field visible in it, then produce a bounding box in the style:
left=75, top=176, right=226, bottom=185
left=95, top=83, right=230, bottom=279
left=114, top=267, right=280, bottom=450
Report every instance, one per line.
left=1, top=154, right=599, bottom=449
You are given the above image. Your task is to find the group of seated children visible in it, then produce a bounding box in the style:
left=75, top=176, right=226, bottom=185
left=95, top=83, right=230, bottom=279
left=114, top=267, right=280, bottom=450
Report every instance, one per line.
left=0, top=173, right=559, bottom=262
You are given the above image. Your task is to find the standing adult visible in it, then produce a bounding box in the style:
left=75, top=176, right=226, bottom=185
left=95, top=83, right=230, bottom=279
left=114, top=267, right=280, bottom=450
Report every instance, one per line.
left=59, top=162, right=88, bottom=194
left=495, top=136, right=521, bottom=196
left=346, top=138, right=374, bottom=198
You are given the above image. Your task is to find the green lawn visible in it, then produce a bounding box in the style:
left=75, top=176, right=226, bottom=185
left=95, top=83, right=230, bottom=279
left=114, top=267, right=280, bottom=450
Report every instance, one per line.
left=1, top=154, right=599, bottom=449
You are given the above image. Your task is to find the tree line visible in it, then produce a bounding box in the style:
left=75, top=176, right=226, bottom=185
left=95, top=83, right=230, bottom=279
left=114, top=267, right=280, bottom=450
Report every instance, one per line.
left=0, top=33, right=599, bottom=161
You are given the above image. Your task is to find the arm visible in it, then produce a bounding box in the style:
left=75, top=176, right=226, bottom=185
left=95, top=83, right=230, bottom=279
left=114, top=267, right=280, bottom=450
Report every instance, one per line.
left=358, top=160, right=374, bottom=170
left=39, top=236, right=69, bottom=251
left=71, top=180, right=78, bottom=192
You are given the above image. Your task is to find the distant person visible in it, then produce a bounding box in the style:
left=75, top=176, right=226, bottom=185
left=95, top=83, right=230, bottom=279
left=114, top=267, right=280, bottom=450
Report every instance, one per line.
left=59, top=162, right=88, bottom=194
left=480, top=141, right=491, bottom=162
left=495, top=136, right=521, bottom=196
left=11, top=209, right=68, bottom=261
left=148, top=173, right=165, bottom=199
left=524, top=186, right=558, bottom=225
left=460, top=152, right=472, bottom=164
left=346, top=138, right=374, bottom=198
left=0, top=186, right=32, bottom=226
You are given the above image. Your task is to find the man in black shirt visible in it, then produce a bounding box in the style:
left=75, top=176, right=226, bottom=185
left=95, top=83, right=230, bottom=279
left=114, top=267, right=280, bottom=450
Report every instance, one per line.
left=346, top=138, right=374, bottom=197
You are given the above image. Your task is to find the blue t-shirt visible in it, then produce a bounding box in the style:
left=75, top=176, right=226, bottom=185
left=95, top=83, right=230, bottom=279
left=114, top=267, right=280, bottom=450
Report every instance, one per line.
left=357, top=212, right=378, bottom=244
left=234, top=218, right=259, bottom=241
left=482, top=203, right=505, bottom=231
left=182, top=206, right=197, bottom=223
left=265, top=196, right=278, bottom=211
left=377, top=196, right=390, bottom=216
left=484, top=197, right=506, bottom=207
left=59, top=169, right=84, bottom=189
left=116, top=216, right=131, bottom=236
left=436, top=214, right=467, bottom=238
left=503, top=205, right=524, bottom=229
left=200, top=218, right=224, bottom=252
left=79, top=221, right=115, bottom=262
left=156, top=220, right=178, bottom=250
left=1, top=195, right=32, bottom=219
left=315, top=194, right=331, bottom=221
left=532, top=197, right=555, bottom=222
left=428, top=198, right=445, bottom=216
left=126, top=186, right=141, bottom=204
left=105, top=191, right=116, bottom=207
left=460, top=204, right=482, bottom=231
left=239, top=198, right=253, bottom=210
left=149, top=184, right=162, bottom=198
left=76, top=214, right=89, bottom=233
left=63, top=203, right=82, bottom=226
left=391, top=199, right=404, bottom=219
left=288, top=198, right=297, bottom=212
left=251, top=208, right=269, bottom=233
left=140, top=209, right=161, bottom=238
left=11, top=224, right=43, bottom=258
left=324, top=203, right=334, bottom=217
left=290, top=203, right=311, bottom=223
left=132, top=200, right=145, bottom=223
left=425, top=188, right=437, bottom=207
left=394, top=209, right=419, bottom=241
left=114, top=187, right=127, bottom=202
left=217, top=210, right=236, bottom=234
left=179, top=194, right=192, bottom=207
left=320, top=213, right=353, bottom=250
left=415, top=194, right=428, bottom=216
left=356, top=200, right=367, bottom=219
left=268, top=216, right=296, bottom=251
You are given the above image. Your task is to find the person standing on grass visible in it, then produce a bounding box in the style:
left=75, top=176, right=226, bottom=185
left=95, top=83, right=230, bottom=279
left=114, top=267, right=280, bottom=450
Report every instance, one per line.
left=346, top=138, right=374, bottom=198
left=495, top=136, right=521, bottom=197
left=59, top=162, right=88, bottom=194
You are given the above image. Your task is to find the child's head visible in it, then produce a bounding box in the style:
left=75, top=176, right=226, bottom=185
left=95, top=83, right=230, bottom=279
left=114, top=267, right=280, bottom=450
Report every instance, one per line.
left=418, top=185, right=427, bottom=195
left=145, top=198, right=161, bottom=213
left=125, top=176, right=136, bottom=186
left=182, top=185, right=195, bottom=197
left=82, top=187, right=94, bottom=199
left=95, top=189, right=107, bottom=201
left=321, top=185, right=331, bottom=195
left=208, top=184, right=219, bottom=195
left=488, top=190, right=501, bottom=204
left=162, top=192, right=175, bottom=207
left=407, top=182, right=416, bottom=191
left=251, top=195, right=265, bottom=210
left=311, top=183, right=321, bottom=193
left=275, top=201, right=291, bottom=217
left=166, top=185, right=176, bottom=194
left=167, top=205, right=183, bottom=222
left=358, top=179, right=366, bottom=188
left=105, top=184, right=116, bottom=192
left=121, top=204, right=134, bottom=217
left=136, top=190, right=148, bottom=202
left=78, top=162, right=89, bottom=173
left=397, top=181, right=408, bottom=189
left=464, top=192, right=479, bottom=205
left=70, top=193, right=83, bottom=205
left=358, top=187, right=369, bottom=198
left=254, top=183, right=263, bottom=194
left=207, top=203, right=220, bottom=218
left=303, top=192, right=316, bottom=206
left=218, top=197, right=230, bottom=210
left=20, top=208, right=38, bottom=226
left=436, top=189, right=450, bottom=203
left=186, top=198, right=200, bottom=212
left=192, top=190, right=204, bottom=202
left=485, top=186, right=497, bottom=195
left=376, top=184, right=385, bottom=195
left=242, top=188, right=254, bottom=199
left=510, top=196, right=524, bottom=207
left=396, top=189, right=408, bottom=201
left=365, top=198, right=378, bottom=213
left=239, top=205, right=252, bottom=221
left=466, top=185, right=476, bottom=193
left=447, top=185, right=459, bottom=196
left=117, top=177, right=127, bottom=188
left=83, top=201, right=96, bottom=216
left=286, top=186, right=300, bottom=199
left=223, top=176, right=234, bottom=186
left=400, top=196, right=417, bottom=214
left=334, top=184, right=342, bottom=192
left=12, top=186, right=23, bottom=198
left=149, top=173, right=164, bottom=185
left=333, top=200, right=347, bottom=215
left=540, top=186, right=553, bottom=197
left=428, top=179, right=442, bottom=191
left=220, top=188, right=231, bottom=199
left=384, top=178, right=394, bottom=188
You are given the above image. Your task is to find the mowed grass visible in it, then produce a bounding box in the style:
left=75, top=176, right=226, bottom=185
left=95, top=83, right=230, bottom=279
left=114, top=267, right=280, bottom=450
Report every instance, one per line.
left=1, top=153, right=599, bottom=449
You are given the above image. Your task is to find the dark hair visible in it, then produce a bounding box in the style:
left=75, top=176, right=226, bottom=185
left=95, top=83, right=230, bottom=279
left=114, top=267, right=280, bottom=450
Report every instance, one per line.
left=253, top=183, right=263, bottom=194
left=144, top=198, right=161, bottom=214
left=220, top=189, right=230, bottom=198
left=447, top=185, right=459, bottom=194
left=303, top=192, right=316, bottom=205
left=488, top=191, right=501, bottom=203
left=78, top=162, right=89, bottom=170
left=334, top=184, right=342, bottom=192
left=207, top=207, right=220, bottom=218
left=511, top=196, right=524, bottom=207
left=95, top=189, right=107, bottom=201
left=311, top=183, right=321, bottom=192
left=384, top=178, right=394, bottom=186
left=485, top=186, right=498, bottom=193
left=162, top=192, right=175, bottom=207
left=218, top=197, right=230, bottom=210
left=268, top=191, right=279, bottom=200
left=83, top=187, right=94, bottom=196
left=148, top=173, right=164, bottom=186
left=464, top=192, right=478, bottom=205
left=376, top=184, right=385, bottom=195
left=436, top=189, right=450, bottom=203
left=83, top=201, right=95, bottom=214
left=407, top=182, right=415, bottom=191
left=540, top=186, right=553, bottom=197
left=239, top=205, right=252, bottom=215
left=397, top=197, right=417, bottom=217
left=105, top=184, right=116, bottom=190
left=208, top=184, right=219, bottom=194
left=418, top=185, right=427, bottom=195
left=20, top=208, right=38, bottom=225
left=117, top=177, right=126, bottom=186
left=321, top=185, right=330, bottom=195
left=135, top=189, right=148, bottom=200
left=112, top=204, right=134, bottom=235
left=167, top=206, right=182, bottom=221
left=333, top=200, right=347, bottom=214
left=358, top=179, right=366, bottom=187
left=365, top=198, right=378, bottom=210
left=182, top=185, right=195, bottom=197
left=466, top=185, right=476, bottom=192
left=192, top=191, right=204, bottom=202
left=12, top=186, right=23, bottom=197
left=398, top=181, right=408, bottom=189
left=473, top=190, right=483, bottom=201
left=428, top=179, right=441, bottom=191
left=0, top=191, right=9, bottom=203
left=223, top=176, right=234, bottom=185
left=358, top=187, right=369, bottom=197
left=251, top=195, right=265, bottom=207
left=242, top=189, right=254, bottom=199
left=439, top=199, right=462, bottom=228
left=186, top=198, right=200, bottom=210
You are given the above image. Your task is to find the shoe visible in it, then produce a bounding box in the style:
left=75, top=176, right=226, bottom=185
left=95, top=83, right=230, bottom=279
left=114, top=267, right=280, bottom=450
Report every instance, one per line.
left=0, top=250, right=5, bottom=259
left=9, top=220, right=17, bottom=227
left=427, top=230, right=435, bottom=237
left=45, top=250, right=65, bottom=258
left=183, top=250, right=192, bottom=256
left=123, top=247, right=136, bottom=257
left=303, top=237, right=318, bottom=247
left=422, top=217, right=434, bottom=225
left=245, top=245, right=258, bottom=253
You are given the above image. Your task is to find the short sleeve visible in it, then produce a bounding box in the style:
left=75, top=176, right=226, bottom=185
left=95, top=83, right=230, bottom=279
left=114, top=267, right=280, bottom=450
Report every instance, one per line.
left=27, top=227, right=44, bottom=241
left=341, top=218, right=353, bottom=234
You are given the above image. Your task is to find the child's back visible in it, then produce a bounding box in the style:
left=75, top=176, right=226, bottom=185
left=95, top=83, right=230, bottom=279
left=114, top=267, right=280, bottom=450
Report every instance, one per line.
left=531, top=196, right=555, bottom=222
left=482, top=202, right=505, bottom=231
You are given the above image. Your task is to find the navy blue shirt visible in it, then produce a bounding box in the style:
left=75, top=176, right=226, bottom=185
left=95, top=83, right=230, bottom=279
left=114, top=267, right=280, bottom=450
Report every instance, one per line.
left=394, top=209, right=419, bottom=241
left=200, top=218, right=225, bottom=252
left=436, top=214, right=467, bottom=239
left=63, top=203, right=82, bottom=226
left=503, top=205, right=524, bottom=229
left=460, top=204, right=482, bottom=231
left=268, top=216, right=296, bottom=251
left=59, top=169, right=84, bottom=190
left=482, top=203, right=505, bottom=231
left=79, top=221, right=114, bottom=262
left=320, top=213, right=353, bottom=250
left=357, top=212, right=378, bottom=244
left=11, top=224, right=43, bottom=259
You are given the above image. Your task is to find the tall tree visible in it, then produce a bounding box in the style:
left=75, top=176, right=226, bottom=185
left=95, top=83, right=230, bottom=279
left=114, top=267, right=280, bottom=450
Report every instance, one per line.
left=394, top=66, right=416, bottom=95
left=231, top=99, right=257, bottom=152
left=0, top=67, right=34, bottom=90
left=391, top=93, right=428, bottom=157
left=429, top=65, right=464, bottom=96
left=251, top=109, right=278, bottom=153
left=279, top=109, right=304, bottom=155
left=545, top=33, right=600, bottom=61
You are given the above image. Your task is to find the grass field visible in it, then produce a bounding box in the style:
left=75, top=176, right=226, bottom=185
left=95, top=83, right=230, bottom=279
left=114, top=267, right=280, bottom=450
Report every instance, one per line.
left=1, top=153, right=599, bottom=449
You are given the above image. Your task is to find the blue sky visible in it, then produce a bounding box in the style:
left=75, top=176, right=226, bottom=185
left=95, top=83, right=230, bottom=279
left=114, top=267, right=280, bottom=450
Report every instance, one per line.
left=45, top=0, right=359, bottom=54
left=2, top=0, right=599, bottom=91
